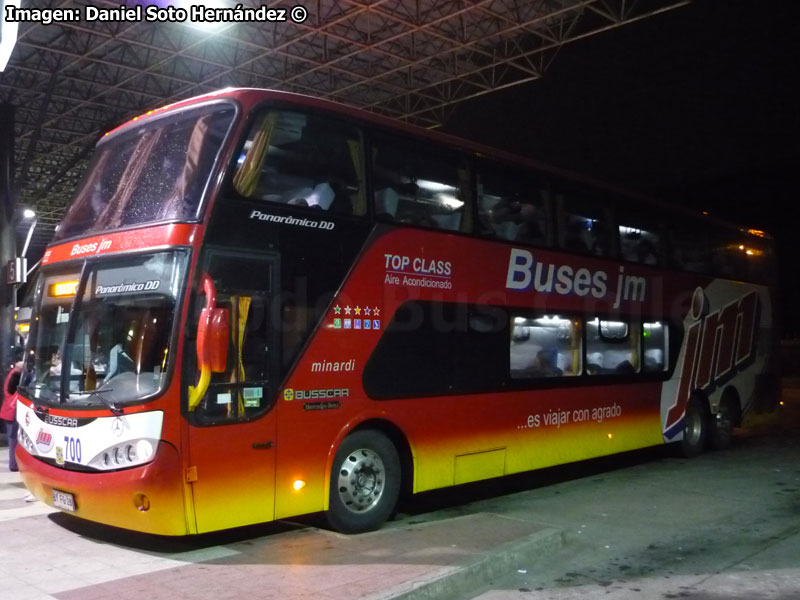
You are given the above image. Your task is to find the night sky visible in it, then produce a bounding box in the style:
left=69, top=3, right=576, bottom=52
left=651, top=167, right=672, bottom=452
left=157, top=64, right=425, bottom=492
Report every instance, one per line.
left=444, top=0, right=800, bottom=337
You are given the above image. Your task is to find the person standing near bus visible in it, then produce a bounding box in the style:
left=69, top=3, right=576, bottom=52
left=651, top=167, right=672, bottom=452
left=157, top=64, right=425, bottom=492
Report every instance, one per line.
left=1, top=359, right=23, bottom=472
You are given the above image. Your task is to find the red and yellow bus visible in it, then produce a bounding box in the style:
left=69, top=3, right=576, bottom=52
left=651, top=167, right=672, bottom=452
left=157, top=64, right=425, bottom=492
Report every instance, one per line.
left=14, top=88, right=778, bottom=535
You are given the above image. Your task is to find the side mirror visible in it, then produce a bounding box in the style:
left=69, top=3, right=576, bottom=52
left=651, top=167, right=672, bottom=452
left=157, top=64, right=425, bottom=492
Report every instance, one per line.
left=205, top=308, right=229, bottom=373
left=188, top=275, right=229, bottom=410
left=196, top=275, right=229, bottom=373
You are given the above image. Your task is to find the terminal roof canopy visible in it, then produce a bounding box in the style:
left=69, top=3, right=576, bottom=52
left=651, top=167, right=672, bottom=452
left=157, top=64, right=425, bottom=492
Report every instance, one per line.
left=2, top=0, right=687, bottom=257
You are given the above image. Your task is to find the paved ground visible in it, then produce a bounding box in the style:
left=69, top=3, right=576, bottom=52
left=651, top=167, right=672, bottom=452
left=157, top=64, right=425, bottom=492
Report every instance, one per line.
left=467, top=383, right=800, bottom=600
left=0, top=383, right=798, bottom=600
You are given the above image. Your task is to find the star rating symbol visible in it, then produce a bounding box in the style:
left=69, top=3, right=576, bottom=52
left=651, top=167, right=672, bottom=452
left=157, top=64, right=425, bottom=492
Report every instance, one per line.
left=364, top=307, right=371, bottom=316
left=373, top=307, right=381, bottom=316
left=333, top=305, right=341, bottom=315
left=344, top=306, right=352, bottom=315
left=354, top=306, right=361, bottom=315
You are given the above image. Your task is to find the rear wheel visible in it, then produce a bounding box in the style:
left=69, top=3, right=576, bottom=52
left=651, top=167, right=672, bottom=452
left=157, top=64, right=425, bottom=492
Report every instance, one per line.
left=678, top=398, right=707, bottom=458
left=326, top=430, right=400, bottom=534
left=709, top=398, right=736, bottom=450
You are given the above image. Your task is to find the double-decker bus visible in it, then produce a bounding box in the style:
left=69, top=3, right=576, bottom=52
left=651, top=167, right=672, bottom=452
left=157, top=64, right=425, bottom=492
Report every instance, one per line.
left=14, top=88, right=778, bottom=535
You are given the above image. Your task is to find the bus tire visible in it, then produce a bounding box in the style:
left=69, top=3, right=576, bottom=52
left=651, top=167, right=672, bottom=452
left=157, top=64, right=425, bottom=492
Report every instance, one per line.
left=709, top=396, right=737, bottom=450
left=678, top=397, right=707, bottom=458
left=326, top=430, right=401, bottom=534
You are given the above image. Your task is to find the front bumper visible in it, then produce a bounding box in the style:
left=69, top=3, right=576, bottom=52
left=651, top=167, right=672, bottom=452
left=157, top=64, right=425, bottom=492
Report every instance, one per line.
left=17, top=441, right=190, bottom=535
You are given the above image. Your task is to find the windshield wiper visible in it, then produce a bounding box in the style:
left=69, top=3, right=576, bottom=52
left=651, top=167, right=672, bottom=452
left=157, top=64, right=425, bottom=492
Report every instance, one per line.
left=18, top=384, right=58, bottom=412
left=69, top=388, right=123, bottom=416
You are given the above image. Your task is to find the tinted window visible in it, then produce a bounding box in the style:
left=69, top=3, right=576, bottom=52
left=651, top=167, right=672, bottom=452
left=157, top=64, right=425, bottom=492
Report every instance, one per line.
left=643, top=320, right=668, bottom=372
left=585, top=318, right=640, bottom=375
left=510, top=315, right=582, bottom=379
left=233, top=110, right=366, bottom=216
left=372, top=136, right=469, bottom=231
left=617, top=204, right=663, bottom=265
left=57, top=105, right=234, bottom=240
left=556, top=192, right=613, bottom=257
left=669, top=219, right=711, bottom=272
left=363, top=302, right=507, bottom=398
left=477, top=164, right=551, bottom=246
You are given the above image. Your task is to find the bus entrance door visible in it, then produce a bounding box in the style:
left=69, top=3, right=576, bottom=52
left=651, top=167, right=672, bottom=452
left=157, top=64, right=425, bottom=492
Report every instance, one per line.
left=185, top=255, right=278, bottom=533
left=186, top=409, right=277, bottom=533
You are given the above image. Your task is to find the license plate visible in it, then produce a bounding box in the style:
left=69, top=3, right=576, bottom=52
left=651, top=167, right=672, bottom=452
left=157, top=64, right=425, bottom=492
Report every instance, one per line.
left=51, top=489, right=76, bottom=512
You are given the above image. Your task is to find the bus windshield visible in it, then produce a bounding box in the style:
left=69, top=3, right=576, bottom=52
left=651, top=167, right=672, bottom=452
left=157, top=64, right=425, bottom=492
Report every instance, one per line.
left=54, top=103, right=235, bottom=242
left=21, top=251, right=188, bottom=409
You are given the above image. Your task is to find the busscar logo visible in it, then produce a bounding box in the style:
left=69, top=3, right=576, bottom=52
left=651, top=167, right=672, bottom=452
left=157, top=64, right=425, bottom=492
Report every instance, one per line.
left=284, top=388, right=348, bottom=401
left=295, top=388, right=349, bottom=400
left=45, top=415, right=79, bottom=428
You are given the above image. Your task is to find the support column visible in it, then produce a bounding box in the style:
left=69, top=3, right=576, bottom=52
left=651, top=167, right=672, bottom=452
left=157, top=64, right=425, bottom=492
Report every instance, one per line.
left=0, top=102, right=17, bottom=373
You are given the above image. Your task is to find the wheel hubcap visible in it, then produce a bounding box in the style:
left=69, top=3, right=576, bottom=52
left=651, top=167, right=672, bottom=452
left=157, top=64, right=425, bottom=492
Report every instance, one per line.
left=685, top=407, right=702, bottom=445
left=337, top=448, right=385, bottom=514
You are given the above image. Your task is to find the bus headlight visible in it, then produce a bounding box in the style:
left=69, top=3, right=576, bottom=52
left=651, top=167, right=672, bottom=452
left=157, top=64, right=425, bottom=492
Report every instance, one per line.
left=88, top=439, right=159, bottom=471
left=136, top=440, right=153, bottom=461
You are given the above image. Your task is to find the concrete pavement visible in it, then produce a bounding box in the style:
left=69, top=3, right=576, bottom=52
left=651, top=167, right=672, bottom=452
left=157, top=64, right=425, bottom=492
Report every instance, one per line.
left=466, top=383, right=800, bottom=600
left=0, top=444, right=562, bottom=600
left=0, top=382, right=797, bottom=600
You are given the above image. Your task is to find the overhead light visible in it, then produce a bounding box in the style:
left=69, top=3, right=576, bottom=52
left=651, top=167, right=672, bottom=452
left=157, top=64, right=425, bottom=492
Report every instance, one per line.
left=417, top=179, right=456, bottom=193
left=22, top=208, right=36, bottom=219
left=438, top=194, right=464, bottom=209
left=177, top=0, right=228, bottom=31
left=0, top=0, right=20, bottom=72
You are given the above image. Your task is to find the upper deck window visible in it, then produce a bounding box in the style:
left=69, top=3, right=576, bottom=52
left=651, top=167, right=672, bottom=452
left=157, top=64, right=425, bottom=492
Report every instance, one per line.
left=556, top=193, right=613, bottom=257
left=372, top=135, right=469, bottom=231
left=233, top=110, right=366, bottom=216
left=56, top=104, right=234, bottom=241
left=617, top=203, right=664, bottom=265
left=476, top=164, right=551, bottom=246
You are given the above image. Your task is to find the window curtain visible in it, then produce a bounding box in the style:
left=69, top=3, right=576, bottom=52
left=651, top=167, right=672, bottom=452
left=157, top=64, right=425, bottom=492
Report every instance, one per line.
left=347, top=137, right=365, bottom=214
left=233, top=112, right=278, bottom=197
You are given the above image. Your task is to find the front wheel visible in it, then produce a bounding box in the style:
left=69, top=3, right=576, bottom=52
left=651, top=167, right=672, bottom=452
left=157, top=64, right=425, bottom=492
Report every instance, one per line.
left=678, top=398, right=707, bottom=458
left=326, top=430, right=400, bottom=534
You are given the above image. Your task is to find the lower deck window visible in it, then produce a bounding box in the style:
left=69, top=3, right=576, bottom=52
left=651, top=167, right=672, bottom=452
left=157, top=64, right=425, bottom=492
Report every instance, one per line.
left=364, top=302, right=671, bottom=400
left=643, top=320, right=669, bottom=372
left=586, top=318, right=640, bottom=375
left=510, top=315, right=582, bottom=379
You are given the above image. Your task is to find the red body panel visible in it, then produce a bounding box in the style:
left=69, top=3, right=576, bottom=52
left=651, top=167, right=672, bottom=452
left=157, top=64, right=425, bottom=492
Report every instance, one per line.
left=15, top=88, right=775, bottom=534
left=17, top=439, right=188, bottom=535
